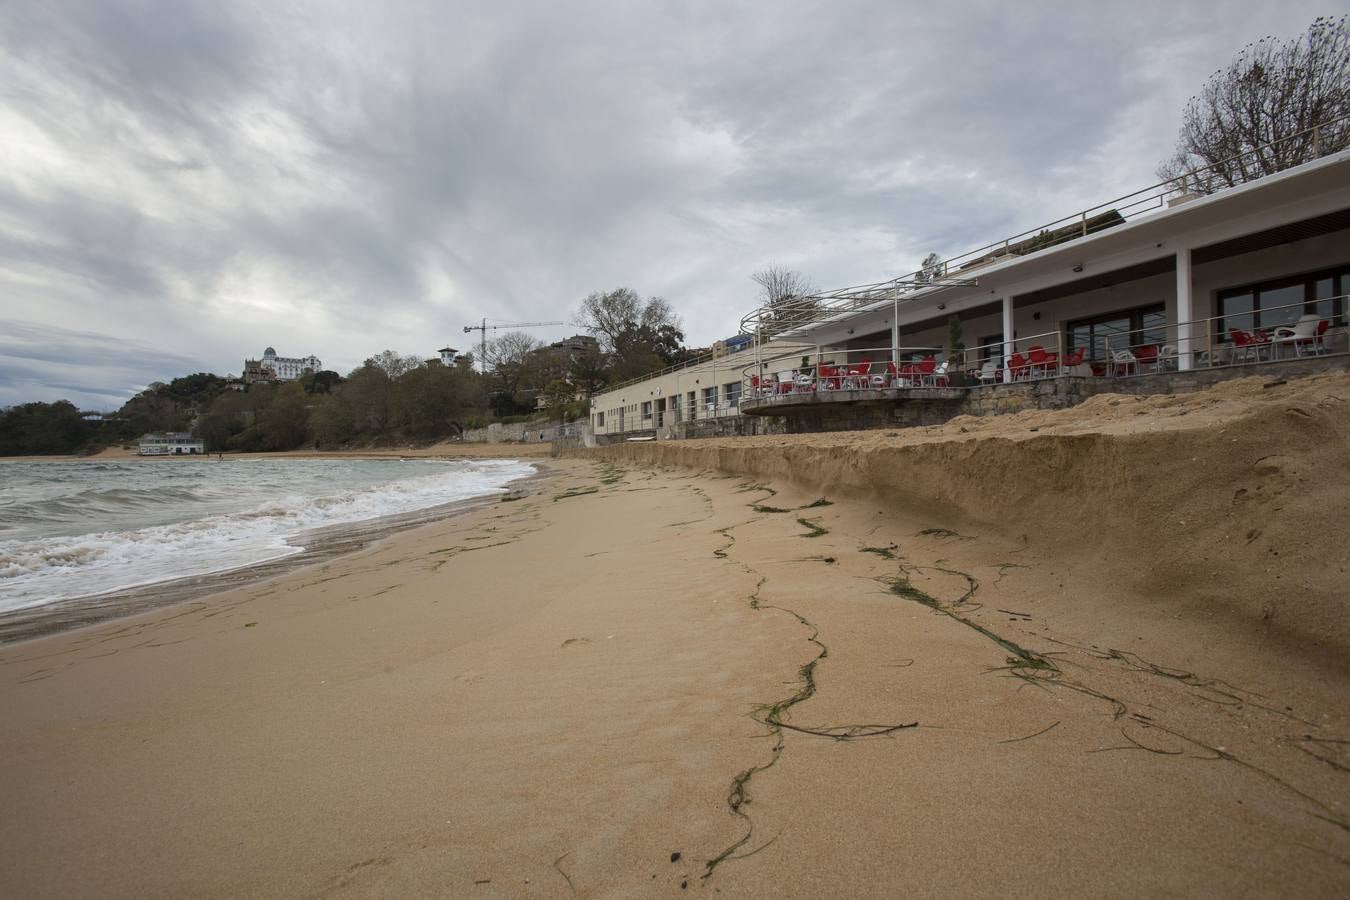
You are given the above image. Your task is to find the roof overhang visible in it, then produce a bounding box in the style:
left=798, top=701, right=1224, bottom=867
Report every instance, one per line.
left=768, top=150, right=1350, bottom=347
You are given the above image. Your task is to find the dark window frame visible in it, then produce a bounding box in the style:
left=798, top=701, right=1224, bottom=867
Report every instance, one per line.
left=1065, top=302, right=1166, bottom=360
left=1217, top=265, right=1349, bottom=337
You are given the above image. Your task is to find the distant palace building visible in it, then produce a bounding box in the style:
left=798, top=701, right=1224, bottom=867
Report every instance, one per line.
left=242, top=347, right=323, bottom=383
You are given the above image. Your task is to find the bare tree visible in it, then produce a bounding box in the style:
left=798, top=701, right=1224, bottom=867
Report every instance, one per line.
left=1158, top=15, right=1349, bottom=192
left=751, top=265, right=820, bottom=337
left=483, top=331, right=543, bottom=397
left=575, top=288, right=686, bottom=380
left=364, top=350, right=423, bottom=379
left=575, top=288, right=681, bottom=353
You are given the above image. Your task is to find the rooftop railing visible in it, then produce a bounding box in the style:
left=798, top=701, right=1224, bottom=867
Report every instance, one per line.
left=741, top=115, right=1350, bottom=339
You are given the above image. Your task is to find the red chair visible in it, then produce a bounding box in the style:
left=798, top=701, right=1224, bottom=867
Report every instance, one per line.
left=1229, top=328, right=1266, bottom=363
left=1062, top=348, right=1085, bottom=368
left=1007, top=352, right=1030, bottom=381
left=1027, top=345, right=1059, bottom=377
left=1134, top=344, right=1159, bottom=373
left=916, top=356, right=937, bottom=385
left=817, top=364, right=840, bottom=390
left=844, top=360, right=871, bottom=389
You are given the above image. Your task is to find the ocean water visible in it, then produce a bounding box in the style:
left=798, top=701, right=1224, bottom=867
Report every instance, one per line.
left=0, top=457, right=533, bottom=614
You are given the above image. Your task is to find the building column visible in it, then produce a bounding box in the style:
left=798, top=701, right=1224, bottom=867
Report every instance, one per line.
left=1001, top=296, right=1015, bottom=382
left=891, top=297, right=900, bottom=365
left=1175, top=248, right=1194, bottom=370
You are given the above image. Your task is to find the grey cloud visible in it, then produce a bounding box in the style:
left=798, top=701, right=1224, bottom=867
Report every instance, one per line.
left=0, top=0, right=1333, bottom=407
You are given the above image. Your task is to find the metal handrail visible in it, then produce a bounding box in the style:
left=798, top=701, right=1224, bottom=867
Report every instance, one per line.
left=741, top=114, right=1350, bottom=337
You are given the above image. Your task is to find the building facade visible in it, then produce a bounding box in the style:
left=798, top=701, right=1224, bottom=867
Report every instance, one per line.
left=138, top=433, right=205, bottom=455
left=590, top=340, right=810, bottom=437
left=243, top=347, right=323, bottom=383
left=592, top=133, right=1350, bottom=438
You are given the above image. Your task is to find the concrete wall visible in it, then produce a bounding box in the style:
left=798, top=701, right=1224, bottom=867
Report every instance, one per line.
left=765, top=354, right=1350, bottom=433
left=462, top=420, right=579, bottom=444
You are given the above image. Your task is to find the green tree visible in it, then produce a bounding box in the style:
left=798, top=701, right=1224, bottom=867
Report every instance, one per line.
left=567, top=349, right=609, bottom=396
left=0, top=401, right=93, bottom=455
left=575, top=287, right=686, bottom=380
left=541, top=379, right=574, bottom=422
left=256, top=383, right=310, bottom=451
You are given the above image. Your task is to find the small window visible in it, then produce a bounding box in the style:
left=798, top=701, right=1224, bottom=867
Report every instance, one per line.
left=723, top=381, right=742, bottom=407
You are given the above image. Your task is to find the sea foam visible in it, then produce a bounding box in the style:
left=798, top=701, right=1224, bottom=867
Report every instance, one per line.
left=0, top=458, right=532, bottom=613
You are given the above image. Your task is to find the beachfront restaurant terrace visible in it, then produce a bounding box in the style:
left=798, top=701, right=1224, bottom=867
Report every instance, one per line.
left=739, top=130, right=1350, bottom=420
left=586, top=122, right=1350, bottom=440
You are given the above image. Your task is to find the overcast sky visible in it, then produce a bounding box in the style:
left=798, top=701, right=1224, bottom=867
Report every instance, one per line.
left=0, top=1, right=1336, bottom=409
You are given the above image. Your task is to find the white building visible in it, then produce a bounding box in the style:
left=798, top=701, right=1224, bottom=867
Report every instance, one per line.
left=138, top=433, right=205, bottom=456
left=590, top=339, right=811, bottom=436
left=438, top=346, right=459, bottom=366
left=592, top=126, right=1350, bottom=439
left=259, top=347, right=322, bottom=381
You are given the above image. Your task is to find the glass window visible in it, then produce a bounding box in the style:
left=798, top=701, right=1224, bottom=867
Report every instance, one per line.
left=1314, top=277, right=1342, bottom=322
left=1217, top=265, right=1350, bottom=334
left=1258, top=284, right=1305, bottom=328
left=1065, top=307, right=1161, bottom=360
left=978, top=333, right=1003, bottom=363
left=1139, top=310, right=1167, bottom=347
left=1219, top=292, right=1255, bottom=336
left=702, top=386, right=717, bottom=408
left=724, top=381, right=742, bottom=407
left=641, top=401, right=652, bottom=418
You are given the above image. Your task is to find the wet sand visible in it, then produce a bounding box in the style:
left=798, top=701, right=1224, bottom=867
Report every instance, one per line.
left=1, top=386, right=1348, bottom=897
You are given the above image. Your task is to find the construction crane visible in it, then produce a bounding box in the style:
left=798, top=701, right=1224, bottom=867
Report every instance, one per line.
left=462, top=319, right=567, bottom=371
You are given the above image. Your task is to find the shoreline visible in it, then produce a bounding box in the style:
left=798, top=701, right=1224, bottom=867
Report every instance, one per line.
left=1, top=454, right=1344, bottom=897
left=1, top=380, right=1347, bottom=896
left=0, top=441, right=555, bottom=464
left=0, top=458, right=551, bottom=645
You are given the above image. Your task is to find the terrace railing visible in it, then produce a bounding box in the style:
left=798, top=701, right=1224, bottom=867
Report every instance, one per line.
left=1086, top=294, right=1347, bottom=376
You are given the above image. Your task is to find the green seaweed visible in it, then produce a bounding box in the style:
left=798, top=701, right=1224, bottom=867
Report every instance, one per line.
left=553, top=486, right=600, bottom=501
left=881, top=574, right=1054, bottom=672
left=796, top=517, right=829, bottom=538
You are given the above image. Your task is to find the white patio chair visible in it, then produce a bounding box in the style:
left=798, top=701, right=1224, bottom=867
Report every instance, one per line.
left=976, top=360, right=998, bottom=384
left=1109, top=348, right=1137, bottom=377
left=1273, top=315, right=1322, bottom=358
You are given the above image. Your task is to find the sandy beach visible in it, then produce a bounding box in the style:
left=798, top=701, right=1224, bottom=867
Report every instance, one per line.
left=2, top=375, right=1348, bottom=897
